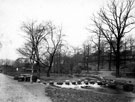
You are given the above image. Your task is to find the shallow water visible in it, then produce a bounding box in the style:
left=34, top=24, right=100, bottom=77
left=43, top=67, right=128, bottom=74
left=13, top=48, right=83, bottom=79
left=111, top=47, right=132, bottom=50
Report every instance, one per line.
left=53, top=82, right=135, bottom=97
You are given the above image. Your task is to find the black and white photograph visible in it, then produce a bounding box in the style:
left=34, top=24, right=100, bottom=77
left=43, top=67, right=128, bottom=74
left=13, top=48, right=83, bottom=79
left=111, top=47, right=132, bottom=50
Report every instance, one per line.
left=0, top=0, right=135, bottom=102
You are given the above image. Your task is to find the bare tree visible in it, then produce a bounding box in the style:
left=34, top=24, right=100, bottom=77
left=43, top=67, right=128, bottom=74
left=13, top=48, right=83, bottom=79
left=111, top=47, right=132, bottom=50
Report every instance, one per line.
left=18, top=21, right=47, bottom=79
left=108, top=35, right=113, bottom=71
left=41, top=22, right=64, bottom=77
left=92, top=0, right=135, bottom=77
left=83, top=40, right=91, bottom=72
left=90, top=33, right=102, bottom=71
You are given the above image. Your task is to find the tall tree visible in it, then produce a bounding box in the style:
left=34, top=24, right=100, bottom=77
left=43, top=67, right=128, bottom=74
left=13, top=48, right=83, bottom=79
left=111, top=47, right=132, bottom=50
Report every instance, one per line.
left=18, top=21, right=47, bottom=78
left=89, top=34, right=106, bottom=71
left=41, top=22, right=64, bottom=77
left=83, top=42, right=91, bottom=72
left=92, top=0, right=135, bottom=77
left=108, top=36, right=113, bottom=71
left=90, top=33, right=102, bottom=71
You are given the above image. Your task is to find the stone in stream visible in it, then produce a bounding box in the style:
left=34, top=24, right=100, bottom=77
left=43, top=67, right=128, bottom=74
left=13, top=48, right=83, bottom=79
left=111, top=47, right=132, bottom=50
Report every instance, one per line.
left=107, top=83, right=117, bottom=89
left=49, top=81, right=54, bottom=85
left=77, top=81, right=82, bottom=85
left=72, top=82, right=77, bottom=85
left=57, top=82, right=63, bottom=85
left=65, top=82, right=70, bottom=85
left=97, top=81, right=103, bottom=85
left=89, top=80, right=95, bottom=84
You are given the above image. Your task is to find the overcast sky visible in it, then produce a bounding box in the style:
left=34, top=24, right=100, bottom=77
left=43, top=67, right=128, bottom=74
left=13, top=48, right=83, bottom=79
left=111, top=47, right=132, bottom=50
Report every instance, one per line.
left=0, top=0, right=106, bottom=60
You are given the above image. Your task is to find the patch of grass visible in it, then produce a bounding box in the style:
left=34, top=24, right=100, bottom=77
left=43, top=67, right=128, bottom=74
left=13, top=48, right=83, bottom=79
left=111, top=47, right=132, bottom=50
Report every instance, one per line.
left=40, top=74, right=79, bottom=82
left=45, top=87, right=133, bottom=102
left=41, top=76, right=71, bottom=82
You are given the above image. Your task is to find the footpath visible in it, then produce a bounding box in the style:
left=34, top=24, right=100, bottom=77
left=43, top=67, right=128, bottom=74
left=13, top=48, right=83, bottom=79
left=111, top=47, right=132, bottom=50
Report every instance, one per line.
left=0, top=73, right=52, bottom=102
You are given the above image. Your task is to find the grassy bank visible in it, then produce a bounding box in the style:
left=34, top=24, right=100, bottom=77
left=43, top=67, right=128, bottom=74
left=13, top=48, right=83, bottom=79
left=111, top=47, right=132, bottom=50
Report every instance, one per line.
left=45, top=86, right=134, bottom=102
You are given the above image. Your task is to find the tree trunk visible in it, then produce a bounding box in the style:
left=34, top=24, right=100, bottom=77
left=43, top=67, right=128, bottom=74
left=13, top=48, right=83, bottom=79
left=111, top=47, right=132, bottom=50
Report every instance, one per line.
left=70, top=63, right=73, bottom=75
left=116, top=40, right=120, bottom=77
left=130, top=46, right=133, bottom=63
left=47, top=55, right=54, bottom=77
left=109, top=46, right=112, bottom=71
left=36, top=61, right=40, bottom=78
left=47, top=65, right=51, bottom=77
left=97, top=50, right=100, bottom=71
left=116, top=54, right=120, bottom=77
left=86, top=58, right=89, bottom=73
left=97, top=33, right=101, bottom=71
left=30, top=63, right=34, bottom=83
left=101, top=55, right=104, bottom=69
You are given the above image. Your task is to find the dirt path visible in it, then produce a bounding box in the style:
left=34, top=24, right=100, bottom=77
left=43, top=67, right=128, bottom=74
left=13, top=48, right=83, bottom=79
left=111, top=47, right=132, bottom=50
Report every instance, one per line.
left=0, top=73, right=52, bottom=102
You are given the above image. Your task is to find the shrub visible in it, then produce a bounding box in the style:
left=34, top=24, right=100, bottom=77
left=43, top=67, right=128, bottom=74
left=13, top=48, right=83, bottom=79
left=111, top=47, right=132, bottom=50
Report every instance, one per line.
left=74, top=74, right=82, bottom=77
left=26, top=76, right=30, bottom=82
left=14, top=75, right=19, bottom=80
left=123, top=84, right=134, bottom=92
left=32, top=75, right=38, bottom=82
left=73, top=66, right=82, bottom=74
left=18, top=77, right=24, bottom=82
left=108, top=83, right=117, bottom=89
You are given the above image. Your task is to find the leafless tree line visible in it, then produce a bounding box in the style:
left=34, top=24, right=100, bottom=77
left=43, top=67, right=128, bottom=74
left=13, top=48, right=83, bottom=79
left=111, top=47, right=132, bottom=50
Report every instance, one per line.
left=90, top=0, right=135, bottom=77
left=15, top=0, right=135, bottom=78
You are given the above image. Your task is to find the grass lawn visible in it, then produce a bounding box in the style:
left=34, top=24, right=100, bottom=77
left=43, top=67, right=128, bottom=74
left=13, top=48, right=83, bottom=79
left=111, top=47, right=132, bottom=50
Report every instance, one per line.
left=40, top=73, right=80, bottom=82
left=45, top=86, right=134, bottom=102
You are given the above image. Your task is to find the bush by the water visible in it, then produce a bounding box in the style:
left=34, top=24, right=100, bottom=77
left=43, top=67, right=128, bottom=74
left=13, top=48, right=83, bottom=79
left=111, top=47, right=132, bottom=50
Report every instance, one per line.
left=107, top=83, right=117, bottom=89
left=123, top=84, right=134, bottom=92
left=14, top=75, right=19, bottom=80
left=32, top=75, right=38, bottom=82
